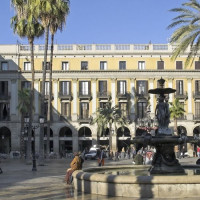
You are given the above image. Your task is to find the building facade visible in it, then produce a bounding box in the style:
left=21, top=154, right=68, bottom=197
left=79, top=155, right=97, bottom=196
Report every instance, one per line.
left=0, top=43, right=200, bottom=157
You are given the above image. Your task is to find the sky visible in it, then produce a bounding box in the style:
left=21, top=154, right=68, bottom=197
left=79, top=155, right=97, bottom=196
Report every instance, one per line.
left=0, top=0, right=187, bottom=45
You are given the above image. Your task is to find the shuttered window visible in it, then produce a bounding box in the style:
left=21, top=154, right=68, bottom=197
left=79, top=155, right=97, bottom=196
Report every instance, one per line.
left=60, top=81, right=71, bottom=95
left=79, top=81, right=91, bottom=95
left=195, top=102, right=200, bottom=118
left=99, top=81, right=107, bottom=93
left=80, top=102, right=89, bottom=118
left=157, top=61, right=164, bottom=70
left=119, top=61, right=126, bottom=70
left=137, top=80, right=148, bottom=95
left=195, top=61, right=200, bottom=70
left=195, top=80, right=200, bottom=94
left=176, top=61, right=183, bottom=70
left=137, top=102, right=147, bottom=118
left=61, top=102, right=71, bottom=117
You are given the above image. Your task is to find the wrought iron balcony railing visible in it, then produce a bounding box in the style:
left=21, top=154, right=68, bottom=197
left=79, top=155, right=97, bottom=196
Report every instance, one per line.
left=58, top=92, right=73, bottom=100
left=174, top=91, right=188, bottom=99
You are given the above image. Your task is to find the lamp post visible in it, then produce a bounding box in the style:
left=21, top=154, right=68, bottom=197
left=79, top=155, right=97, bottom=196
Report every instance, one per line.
left=24, top=116, right=44, bottom=171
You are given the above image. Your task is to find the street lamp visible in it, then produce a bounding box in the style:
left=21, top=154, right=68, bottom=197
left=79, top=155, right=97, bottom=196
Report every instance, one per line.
left=24, top=116, right=41, bottom=172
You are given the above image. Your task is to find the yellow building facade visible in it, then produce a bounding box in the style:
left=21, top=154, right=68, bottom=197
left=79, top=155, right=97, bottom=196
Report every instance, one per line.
left=0, top=43, right=200, bottom=157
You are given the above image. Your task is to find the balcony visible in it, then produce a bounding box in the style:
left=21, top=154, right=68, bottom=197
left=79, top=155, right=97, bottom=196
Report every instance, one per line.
left=117, top=92, right=130, bottom=100
left=193, top=92, right=200, bottom=100
left=177, top=115, right=187, bottom=120
left=97, top=91, right=111, bottom=100
left=78, top=92, right=92, bottom=100
left=135, top=92, right=149, bottom=99
left=59, top=92, right=73, bottom=101
left=0, top=92, right=10, bottom=101
left=174, top=92, right=188, bottom=99
left=77, top=115, right=92, bottom=124
left=194, top=115, right=200, bottom=120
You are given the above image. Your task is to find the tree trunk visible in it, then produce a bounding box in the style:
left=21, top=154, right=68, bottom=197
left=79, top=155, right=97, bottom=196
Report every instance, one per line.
left=174, top=118, right=177, bottom=135
left=20, top=114, right=25, bottom=159
left=109, top=123, right=112, bottom=152
left=39, top=25, right=49, bottom=165
left=46, top=33, right=54, bottom=155
left=26, top=38, right=35, bottom=164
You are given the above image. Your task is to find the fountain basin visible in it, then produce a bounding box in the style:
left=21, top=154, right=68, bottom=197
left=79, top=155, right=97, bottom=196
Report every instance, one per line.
left=73, top=165, right=200, bottom=198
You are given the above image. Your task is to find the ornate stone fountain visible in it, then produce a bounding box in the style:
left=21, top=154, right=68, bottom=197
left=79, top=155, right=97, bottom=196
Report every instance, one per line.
left=72, top=78, right=200, bottom=198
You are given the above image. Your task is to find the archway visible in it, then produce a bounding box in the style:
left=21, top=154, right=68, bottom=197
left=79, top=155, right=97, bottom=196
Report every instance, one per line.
left=117, top=127, right=131, bottom=152
left=0, top=127, right=11, bottom=154
left=78, top=126, right=92, bottom=152
left=59, top=127, right=73, bottom=157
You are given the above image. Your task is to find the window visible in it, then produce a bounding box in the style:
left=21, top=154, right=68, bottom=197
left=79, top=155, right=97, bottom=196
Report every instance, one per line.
left=176, top=61, right=183, bottom=70
left=195, top=61, right=200, bottom=70
left=81, top=61, right=88, bottom=70
left=99, top=81, right=107, bottom=94
left=62, top=62, right=69, bottom=70
left=195, top=102, right=200, bottom=119
left=176, top=80, right=184, bottom=95
left=0, top=81, right=8, bottom=96
left=119, top=102, right=128, bottom=117
left=61, top=102, right=71, bottom=117
left=138, top=61, right=145, bottom=70
left=137, top=80, right=148, bottom=95
left=79, top=81, right=90, bottom=95
left=24, top=62, right=31, bottom=71
left=157, top=61, right=164, bottom=70
left=100, top=102, right=110, bottom=108
left=137, top=102, right=147, bottom=118
left=100, top=61, right=107, bottom=70
left=60, top=81, right=71, bottom=95
left=195, top=80, right=200, bottom=95
left=45, top=81, right=49, bottom=95
left=119, top=61, right=126, bottom=70
left=117, top=81, right=126, bottom=95
left=42, top=62, right=50, bottom=70
left=80, top=102, right=89, bottom=118
left=21, top=81, right=31, bottom=89
left=0, top=103, right=9, bottom=121
left=1, top=62, right=8, bottom=70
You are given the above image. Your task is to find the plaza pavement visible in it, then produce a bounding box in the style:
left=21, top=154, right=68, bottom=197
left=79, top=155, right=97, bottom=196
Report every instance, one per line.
left=0, top=157, right=199, bottom=200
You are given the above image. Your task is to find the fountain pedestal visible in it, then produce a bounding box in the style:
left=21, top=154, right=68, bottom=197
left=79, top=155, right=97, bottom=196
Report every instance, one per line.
left=149, top=137, right=185, bottom=174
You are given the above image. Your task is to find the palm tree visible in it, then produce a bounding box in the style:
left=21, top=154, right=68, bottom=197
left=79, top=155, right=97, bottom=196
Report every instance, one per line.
left=169, top=98, right=185, bottom=135
left=93, top=103, right=127, bottom=151
left=168, top=0, right=200, bottom=67
left=46, top=0, right=70, bottom=155
left=11, top=0, right=44, bottom=163
left=31, top=0, right=64, bottom=164
left=17, top=88, right=30, bottom=158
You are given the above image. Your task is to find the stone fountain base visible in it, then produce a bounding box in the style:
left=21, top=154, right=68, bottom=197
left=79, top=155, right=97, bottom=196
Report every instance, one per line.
left=73, top=165, right=200, bottom=198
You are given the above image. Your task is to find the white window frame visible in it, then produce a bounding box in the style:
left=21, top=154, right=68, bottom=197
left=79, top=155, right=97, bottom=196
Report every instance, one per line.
left=62, top=62, right=69, bottom=70
left=138, top=61, right=145, bottom=70
left=24, top=62, right=31, bottom=71
left=81, top=81, right=89, bottom=95
left=100, top=61, right=107, bottom=70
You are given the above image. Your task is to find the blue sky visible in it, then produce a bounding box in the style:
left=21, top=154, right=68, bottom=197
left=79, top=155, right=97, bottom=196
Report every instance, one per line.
left=0, top=0, right=186, bottom=45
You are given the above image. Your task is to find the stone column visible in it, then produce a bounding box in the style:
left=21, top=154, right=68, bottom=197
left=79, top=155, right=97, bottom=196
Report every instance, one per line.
left=10, top=79, right=18, bottom=121
left=149, top=78, right=155, bottom=118
left=187, top=78, right=193, bottom=120
left=72, top=129, right=79, bottom=153
left=111, top=78, right=116, bottom=107
left=91, top=79, right=97, bottom=118
left=72, top=79, right=78, bottom=121
left=53, top=79, right=59, bottom=121
left=130, top=78, right=136, bottom=121
left=53, top=135, right=59, bottom=156
left=34, top=80, right=39, bottom=121
left=168, top=78, right=173, bottom=103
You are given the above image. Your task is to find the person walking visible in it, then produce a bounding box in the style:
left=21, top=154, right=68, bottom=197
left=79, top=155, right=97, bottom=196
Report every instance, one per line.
left=98, top=149, right=105, bottom=166
left=197, top=146, right=200, bottom=158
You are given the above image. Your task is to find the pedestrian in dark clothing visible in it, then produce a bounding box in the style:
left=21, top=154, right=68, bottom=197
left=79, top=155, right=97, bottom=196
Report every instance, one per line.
left=0, top=160, right=3, bottom=174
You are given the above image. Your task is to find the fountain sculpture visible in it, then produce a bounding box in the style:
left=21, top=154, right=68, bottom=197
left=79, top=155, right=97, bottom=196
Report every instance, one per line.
left=72, top=78, right=200, bottom=198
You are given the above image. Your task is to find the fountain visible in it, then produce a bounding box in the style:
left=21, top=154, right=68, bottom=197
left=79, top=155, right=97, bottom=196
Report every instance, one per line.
left=72, top=78, right=200, bottom=199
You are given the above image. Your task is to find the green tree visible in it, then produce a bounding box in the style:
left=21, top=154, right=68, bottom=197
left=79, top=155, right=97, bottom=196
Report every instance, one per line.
left=17, top=88, right=30, bottom=159
left=169, top=98, right=185, bottom=135
left=11, top=0, right=44, bottom=163
left=93, top=103, right=127, bottom=151
left=46, top=0, right=70, bottom=155
left=168, top=0, right=200, bottom=67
